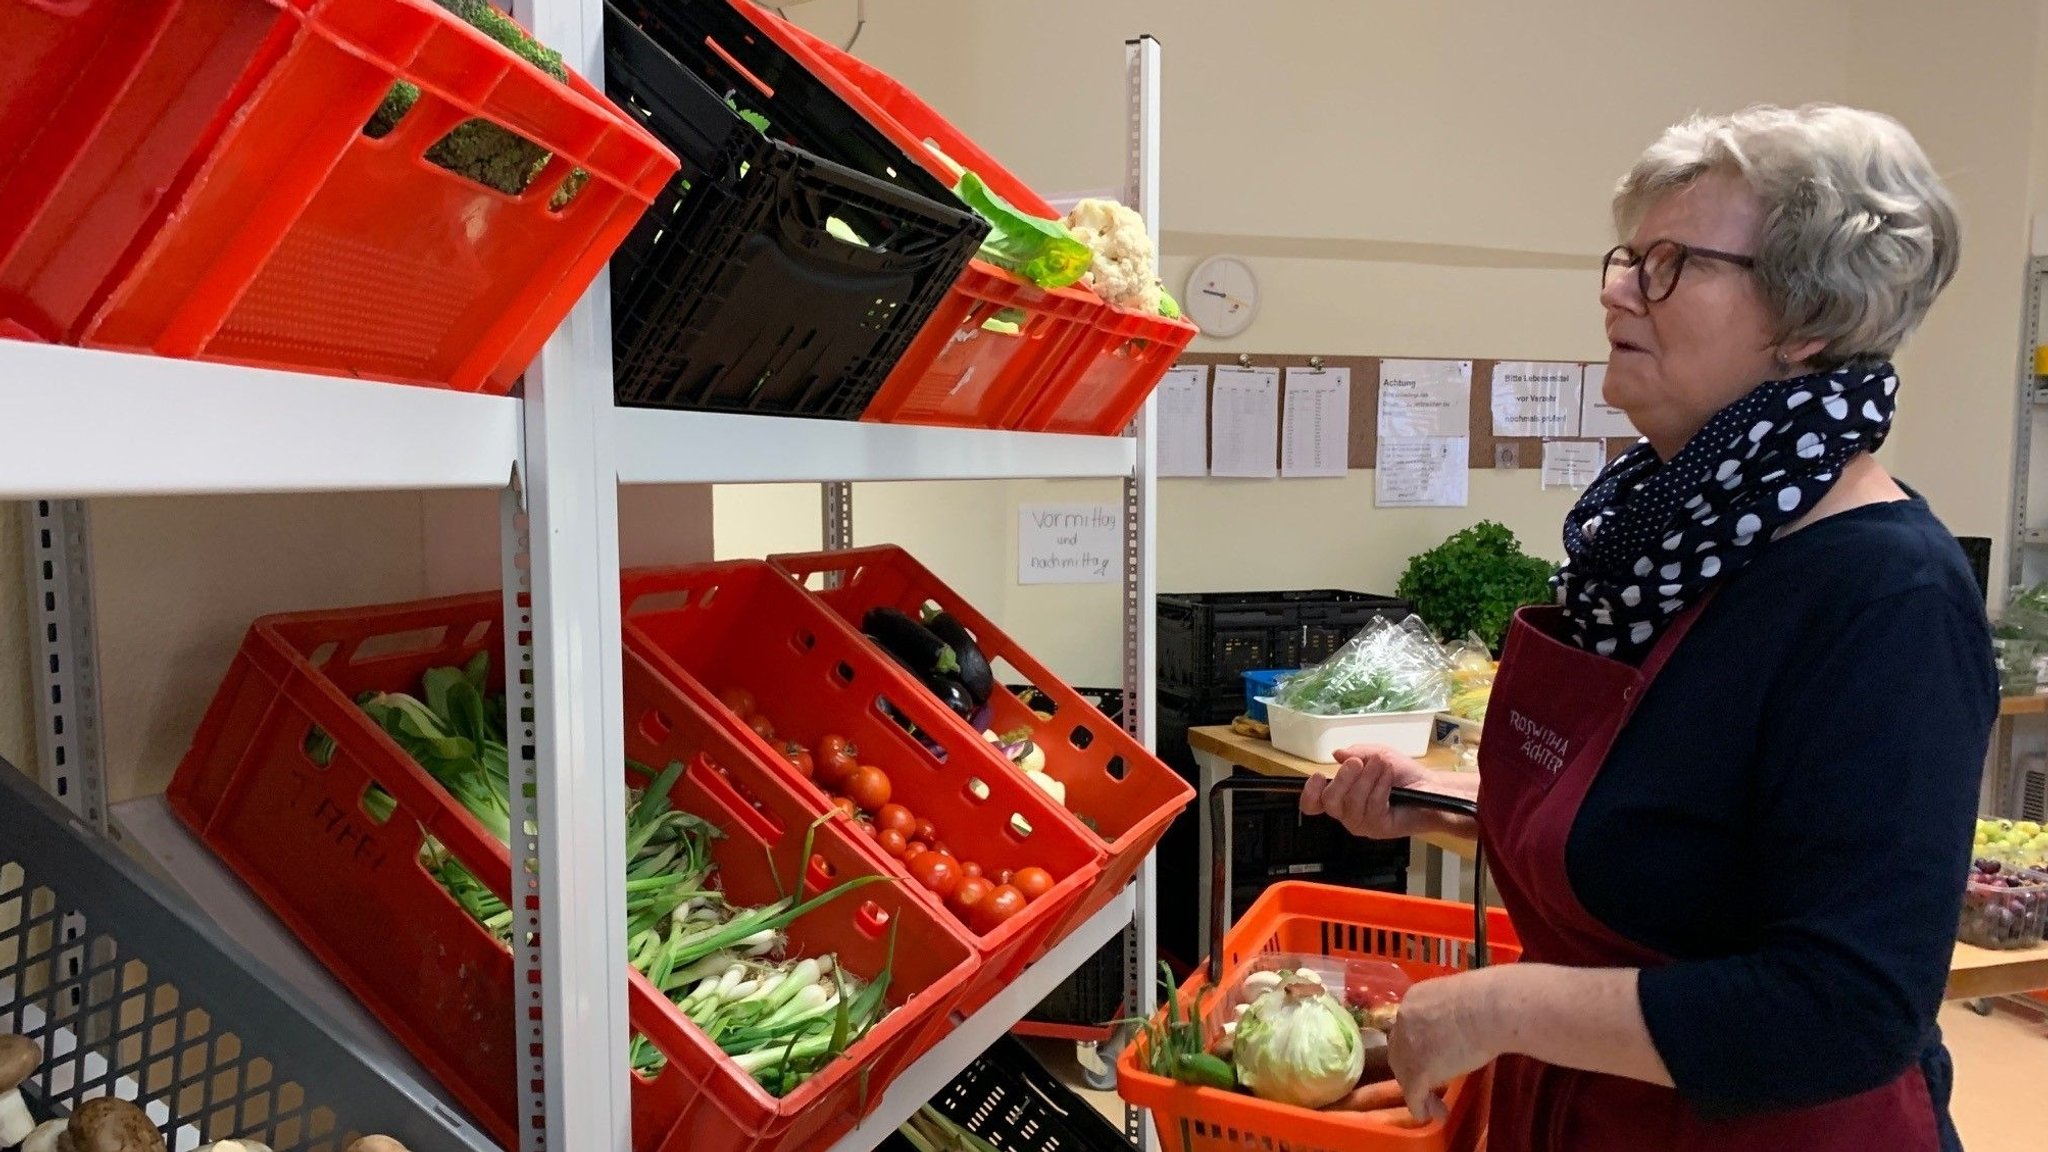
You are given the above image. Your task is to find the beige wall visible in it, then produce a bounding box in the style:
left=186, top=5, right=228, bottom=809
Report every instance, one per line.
left=718, top=0, right=2035, bottom=685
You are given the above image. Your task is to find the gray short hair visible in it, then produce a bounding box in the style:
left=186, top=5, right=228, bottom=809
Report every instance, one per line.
left=1614, top=104, right=1960, bottom=368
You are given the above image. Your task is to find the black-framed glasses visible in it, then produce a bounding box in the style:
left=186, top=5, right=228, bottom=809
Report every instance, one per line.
left=1602, top=240, right=1755, bottom=303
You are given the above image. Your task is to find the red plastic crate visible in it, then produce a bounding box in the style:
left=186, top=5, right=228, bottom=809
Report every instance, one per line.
left=861, top=260, right=1101, bottom=431
left=1016, top=304, right=1200, bottom=436
left=768, top=546, right=1194, bottom=946
left=620, top=560, right=1106, bottom=1014
left=1119, top=884, right=1522, bottom=1152
left=0, top=0, right=303, bottom=341
left=167, top=591, right=978, bottom=1152
left=746, top=6, right=1198, bottom=434
left=77, top=0, right=677, bottom=394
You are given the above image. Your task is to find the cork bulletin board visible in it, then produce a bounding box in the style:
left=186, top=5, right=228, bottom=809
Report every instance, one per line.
left=1172, top=352, right=1634, bottom=473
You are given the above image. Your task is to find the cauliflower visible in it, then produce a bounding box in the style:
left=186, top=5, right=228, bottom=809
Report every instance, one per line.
left=1065, top=198, right=1165, bottom=313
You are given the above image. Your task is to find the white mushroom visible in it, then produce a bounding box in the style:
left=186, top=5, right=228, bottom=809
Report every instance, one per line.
left=64, top=1097, right=164, bottom=1152
left=19, top=1119, right=64, bottom=1152
left=345, top=1138, right=410, bottom=1152
left=0, top=1035, right=40, bottom=1146
left=199, top=1142, right=273, bottom=1152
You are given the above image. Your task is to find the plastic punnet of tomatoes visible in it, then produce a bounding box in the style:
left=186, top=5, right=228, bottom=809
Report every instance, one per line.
left=621, top=560, right=1107, bottom=1013
left=767, top=545, right=1194, bottom=946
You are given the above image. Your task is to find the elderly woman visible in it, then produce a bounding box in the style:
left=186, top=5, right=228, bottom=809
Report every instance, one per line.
left=1304, top=104, right=1993, bottom=1151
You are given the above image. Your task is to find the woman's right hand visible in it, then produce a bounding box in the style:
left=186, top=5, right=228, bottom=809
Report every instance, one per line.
left=1300, top=745, right=1453, bottom=840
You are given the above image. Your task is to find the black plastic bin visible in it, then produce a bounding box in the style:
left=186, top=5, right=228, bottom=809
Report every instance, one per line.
left=874, top=1035, right=1131, bottom=1152
left=0, top=761, right=492, bottom=1151
left=603, top=2, right=984, bottom=417
left=1157, top=589, right=1413, bottom=715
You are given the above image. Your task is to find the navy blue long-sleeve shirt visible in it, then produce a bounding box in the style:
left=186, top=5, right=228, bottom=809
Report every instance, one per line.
left=1565, top=496, right=1995, bottom=1139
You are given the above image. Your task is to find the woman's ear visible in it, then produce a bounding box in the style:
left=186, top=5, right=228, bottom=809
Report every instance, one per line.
left=1775, top=337, right=1829, bottom=367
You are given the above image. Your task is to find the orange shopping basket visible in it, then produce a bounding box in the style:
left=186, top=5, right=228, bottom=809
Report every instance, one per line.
left=1118, top=776, right=1519, bottom=1152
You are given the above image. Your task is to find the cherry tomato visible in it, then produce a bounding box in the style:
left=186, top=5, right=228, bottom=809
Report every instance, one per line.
left=914, top=818, right=939, bottom=844
left=875, top=804, right=917, bottom=837
left=817, top=739, right=859, bottom=788
left=950, top=876, right=993, bottom=921
left=780, top=742, right=814, bottom=780
left=972, top=884, right=1027, bottom=934
left=959, top=861, right=984, bottom=881
left=832, top=796, right=859, bottom=820
left=844, top=766, right=892, bottom=813
left=719, top=687, right=756, bottom=716
left=932, top=843, right=951, bottom=860
left=904, top=840, right=930, bottom=860
left=1011, top=867, right=1054, bottom=903
left=748, top=714, right=776, bottom=741
left=993, top=870, right=1014, bottom=888
left=878, top=828, right=909, bottom=859
left=907, top=851, right=961, bottom=898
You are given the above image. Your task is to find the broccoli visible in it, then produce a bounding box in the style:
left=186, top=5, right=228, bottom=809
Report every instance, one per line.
left=362, top=1, right=586, bottom=207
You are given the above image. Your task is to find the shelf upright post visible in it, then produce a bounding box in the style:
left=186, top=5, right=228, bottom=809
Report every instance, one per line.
left=822, top=481, right=854, bottom=586
left=2006, top=256, right=2048, bottom=597
left=22, top=498, right=107, bottom=831
left=1119, top=32, right=1163, bottom=1152
left=509, top=4, right=632, bottom=1149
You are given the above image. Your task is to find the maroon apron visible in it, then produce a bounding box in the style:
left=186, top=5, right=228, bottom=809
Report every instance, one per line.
left=1475, top=604, right=1939, bottom=1152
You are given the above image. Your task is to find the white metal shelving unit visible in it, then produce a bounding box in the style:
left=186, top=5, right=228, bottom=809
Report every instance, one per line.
left=2, top=5, right=1168, bottom=1150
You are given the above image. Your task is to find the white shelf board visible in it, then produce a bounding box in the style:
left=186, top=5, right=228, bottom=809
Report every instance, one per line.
left=825, top=886, right=1138, bottom=1152
left=107, top=795, right=471, bottom=1120
left=0, top=343, right=520, bottom=498
left=615, top=408, right=1136, bottom=484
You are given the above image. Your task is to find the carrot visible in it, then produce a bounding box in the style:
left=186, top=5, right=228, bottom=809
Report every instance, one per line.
left=1358, top=1105, right=1426, bottom=1128
left=1321, top=1077, right=1406, bottom=1112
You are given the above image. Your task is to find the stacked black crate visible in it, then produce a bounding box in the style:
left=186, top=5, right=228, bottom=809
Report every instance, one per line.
left=1152, top=590, right=1417, bottom=967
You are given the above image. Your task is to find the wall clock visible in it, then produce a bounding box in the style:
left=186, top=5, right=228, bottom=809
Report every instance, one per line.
left=1184, top=255, right=1259, bottom=338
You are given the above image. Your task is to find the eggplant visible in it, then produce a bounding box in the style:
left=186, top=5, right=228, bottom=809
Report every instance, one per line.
left=862, top=607, right=958, bottom=679
left=923, top=673, right=976, bottom=720
left=921, top=607, right=995, bottom=705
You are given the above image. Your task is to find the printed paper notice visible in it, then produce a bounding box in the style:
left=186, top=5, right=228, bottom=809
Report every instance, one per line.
left=1541, top=440, right=1606, bottom=490
left=1210, top=365, right=1280, bottom=478
left=1579, top=365, right=1639, bottom=439
left=1491, top=362, right=1583, bottom=437
left=1281, top=366, right=1350, bottom=477
left=1378, top=359, right=1472, bottom=438
left=1157, top=365, right=1209, bottom=477
left=1376, top=437, right=1470, bottom=507
left=1018, top=503, right=1122, bottom=584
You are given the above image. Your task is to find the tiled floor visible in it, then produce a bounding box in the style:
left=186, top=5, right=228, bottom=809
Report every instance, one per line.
left=1037, top=999, right=2048, bottom=1149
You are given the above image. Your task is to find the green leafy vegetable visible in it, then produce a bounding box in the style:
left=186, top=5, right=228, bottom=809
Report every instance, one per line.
left=1232, top=975, right=1367, bottom=1109
left=1396, top=520, right=1558, bottom=653
left=953, top=171, right=1093, bottom=289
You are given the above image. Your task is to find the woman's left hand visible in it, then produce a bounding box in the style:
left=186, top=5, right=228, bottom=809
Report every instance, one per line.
left=1388, top=970, right=1501, bottom=1121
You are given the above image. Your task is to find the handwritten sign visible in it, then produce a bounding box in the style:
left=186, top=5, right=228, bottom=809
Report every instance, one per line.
left=1019, top=503, right=1123, bottom=584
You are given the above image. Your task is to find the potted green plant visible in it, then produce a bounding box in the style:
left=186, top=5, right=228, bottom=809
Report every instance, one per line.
left=1395, top=521, right=1557, bottom=654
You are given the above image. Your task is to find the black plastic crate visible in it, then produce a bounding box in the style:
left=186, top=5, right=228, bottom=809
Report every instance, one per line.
left=1024, top=935, right=1124, bottom=1030
left=1011, top=684, right=1127, bottom=729
left=0, top=761, right=492, bottom=1151
left=603, top=3, right=984, bottom=417
left=1157, top=589, right=1412, bottom=704
left=874, top=1035, right=1130, bottom=1152
left=1152, top=770, right=1408, bottom=968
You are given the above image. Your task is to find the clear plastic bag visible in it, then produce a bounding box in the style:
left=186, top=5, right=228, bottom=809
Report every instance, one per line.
left=1207, top=954, right=1410, bottom=1067
left=1445, top=633, right=1495, bottom=723
left=1270, top=615, right=1452, bottom=717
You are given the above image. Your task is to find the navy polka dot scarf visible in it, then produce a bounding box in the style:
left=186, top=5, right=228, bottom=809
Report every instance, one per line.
left=1555, top=361, right=1899, bottom=663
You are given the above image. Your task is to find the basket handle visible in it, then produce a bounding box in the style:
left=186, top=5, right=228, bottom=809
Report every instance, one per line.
left=1207, top=775, right=1490, bottom=985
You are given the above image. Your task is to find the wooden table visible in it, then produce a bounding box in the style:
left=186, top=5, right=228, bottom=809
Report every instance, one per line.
left=1185, top=725, right=2048, bottom=1003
